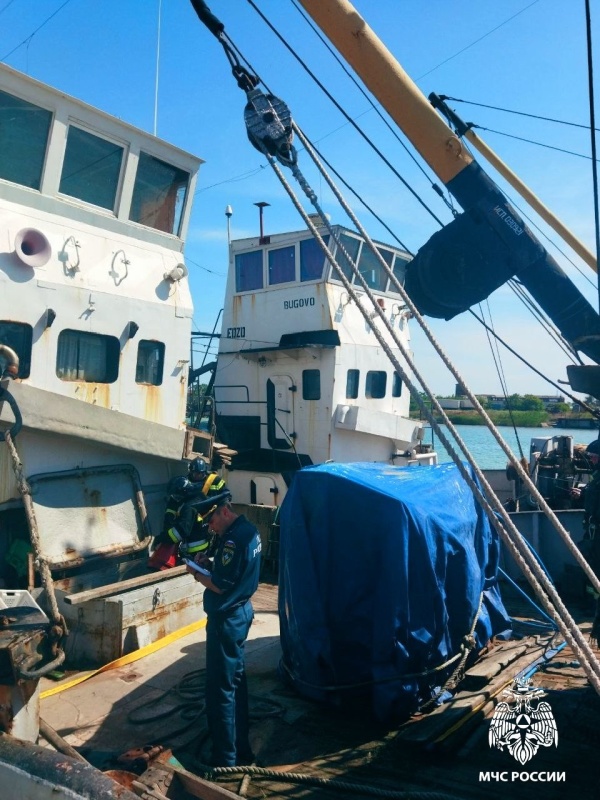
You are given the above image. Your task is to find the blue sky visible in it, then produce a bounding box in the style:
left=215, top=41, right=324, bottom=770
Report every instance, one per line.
left=2, top=0, right=599, bottom=397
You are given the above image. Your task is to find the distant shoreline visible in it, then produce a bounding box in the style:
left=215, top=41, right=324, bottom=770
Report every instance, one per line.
left=412, top=410, right=599, bottom=429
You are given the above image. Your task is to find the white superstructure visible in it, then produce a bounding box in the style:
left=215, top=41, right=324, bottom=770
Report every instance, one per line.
left=0, top=64, right=206, bottom=607
left=213, top=223, right=435, bottom=505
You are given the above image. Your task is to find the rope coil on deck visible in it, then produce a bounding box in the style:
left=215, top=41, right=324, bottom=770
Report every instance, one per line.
left=197, top=763, right=465, bottom=800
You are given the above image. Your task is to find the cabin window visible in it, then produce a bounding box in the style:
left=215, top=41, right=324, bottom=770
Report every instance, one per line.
left=0, top=90, right=52, bottom=190
left=269, top=246, right=295, bottom=285
left=130, top=152, right=189, bottom=235
left=392, top=372, right=402, bottom=397
left=0, top=321, right=32, bottom=379
left=346, top=369, right=359, bottom=399
left=335, top=233, right=361, bottom=282
left=235, top=250, right=263, bottom=292
left=59, top=126, right=124, bottom=210
left=56, top=330, right=119, bottom=383
left=302, top=369, right=320, bottom=401
left=300, top=236, right=328, bottom=281
left=389, top=254, right=409, bottom=293
left=355, top=245, right=389, bottom=291
left=136, top=340, right=165, bottom=385
left=366, top=370, right=387, bottom=399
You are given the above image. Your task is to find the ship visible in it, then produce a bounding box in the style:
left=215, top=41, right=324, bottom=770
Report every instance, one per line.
left=1, top=0, right=600, bottom=797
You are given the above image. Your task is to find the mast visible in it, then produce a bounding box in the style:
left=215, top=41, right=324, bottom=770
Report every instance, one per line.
left=295, top=0, right=473, bottom=183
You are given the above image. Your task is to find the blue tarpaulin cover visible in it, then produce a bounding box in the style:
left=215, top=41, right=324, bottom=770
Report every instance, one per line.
left=278, top=462, right=511, bottom=722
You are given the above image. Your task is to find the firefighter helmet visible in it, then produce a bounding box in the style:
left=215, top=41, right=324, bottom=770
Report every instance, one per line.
left=167, top=475, right=191, bottom=500
left=188, top=457, right=208, bottom=477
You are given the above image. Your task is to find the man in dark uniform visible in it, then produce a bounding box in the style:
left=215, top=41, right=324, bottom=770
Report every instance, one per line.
left=186, top=493, right=262, bottom=766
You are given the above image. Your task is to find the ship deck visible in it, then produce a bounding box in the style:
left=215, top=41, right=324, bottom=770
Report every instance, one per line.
left=39, top=581, right=600, bottom=800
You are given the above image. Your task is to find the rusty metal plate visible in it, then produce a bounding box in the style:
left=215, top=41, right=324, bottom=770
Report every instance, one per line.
left=28, top=464, right=151, bottom=569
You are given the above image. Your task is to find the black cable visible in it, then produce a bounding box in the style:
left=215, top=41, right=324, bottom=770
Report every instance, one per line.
left=416, top=0, right=541, bottom=80
left=308, top=140, right=413, bottom=254
left=473, top=124, right=599, bottom=162
left=585, top=0, right=600, bottom=314
left=443, top=95, right=600, bottom=132
left=468, top=309, right=599, bottom=414
left=479, top=300, right=525, bottom=459
left=289, top=0, right=455, bottom=215
left=1, top=0, right=74, bottom=60
left=243, top=0, right=446, bottom=227
left=0, top=0, right=17, bottom=17
left=507, top=279, right=580, bottom=363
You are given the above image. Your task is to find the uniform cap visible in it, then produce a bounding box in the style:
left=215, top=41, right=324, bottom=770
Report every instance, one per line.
left=195, top=490, right=232, bottom=523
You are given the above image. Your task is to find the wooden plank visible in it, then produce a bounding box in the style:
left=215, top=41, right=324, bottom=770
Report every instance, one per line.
left=396, top=641, right=547, bottom=746
left=64, top=566, right=188, bottom=604
left=462, top=641, right=528, bottom=689
left=159, top=761, right=243, bottom=800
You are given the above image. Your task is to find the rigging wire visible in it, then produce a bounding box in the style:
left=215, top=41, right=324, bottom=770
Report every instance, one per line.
left=508, top=279, right=582, bottom=363
left=308, top=140, right=413, bottom=254
left=468, top=309, right=599, bottom=413
left=478, top=300, right=525, bottom=459
left=472, top=124, right=599, bottom=162
left=1, top=0, right=75, bottom=61
left=288, top=0, right=456, bottom=217
left=243, top=0, right=447, bottom=227
left=416, top=0, right=541, bottom=80
left=0, top=0, right=17, bottom=17
left=585, top=0, right=600, bottom=311
left=443, top=95, right=600, bottom=132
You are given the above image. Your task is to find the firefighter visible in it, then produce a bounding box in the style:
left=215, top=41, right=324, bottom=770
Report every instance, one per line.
left=148, top=458, right=227, bottom=570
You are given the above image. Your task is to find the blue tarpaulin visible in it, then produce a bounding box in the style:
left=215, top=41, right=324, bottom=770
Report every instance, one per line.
left=278, top=461, right=511, bottom=723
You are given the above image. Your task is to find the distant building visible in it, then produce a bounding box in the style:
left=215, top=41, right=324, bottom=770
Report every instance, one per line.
left=447, top=393, right=566, bottom=411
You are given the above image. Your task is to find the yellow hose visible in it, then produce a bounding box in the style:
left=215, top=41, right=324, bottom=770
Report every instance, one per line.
left=40, top=618, right=207, bottom=699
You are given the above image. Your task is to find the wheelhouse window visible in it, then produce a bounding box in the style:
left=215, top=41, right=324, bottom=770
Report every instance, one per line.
left=235, top=250, right=263, bottom=292
left=0, top=321, right=33, bottom=379
left=56, top=330, right=119, bottom=383
left=356, top=245, right=390, bottom=291
left=302, top=369, right=321, bottom=400
left=130, top=152, right=189, bottom=235
left=300, top=236, right=328, bottom=282
left=335, top=233, right=361, bottom=282
left=59, top=126, right=124, bottom=210
left=136, top=340, right=164, bottom=385
left=389, top=254, right=410, bottom=294
left=366, top=370, right=387, bottom=399
left=392, top=372, right=402, bottom=397
left=268, top=245, right=295, bottom=285
left=0, top=90, right=52, bottom=190
left=346, top=369, right=359, bottom=399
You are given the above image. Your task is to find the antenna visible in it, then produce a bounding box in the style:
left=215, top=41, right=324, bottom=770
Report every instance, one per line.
left=225, top=205, right=233, bottom=246
left=254, top=201, right=270, bottom=244
left=153, top=0, right=162, bottom=136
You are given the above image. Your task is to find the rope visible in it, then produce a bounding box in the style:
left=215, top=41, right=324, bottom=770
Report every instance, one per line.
left=3, top=430, right=68, bottom=678
left=252, top=122, right=600, bottom=693
left=198, top=763, right=462, bottom=799
left=127, top=667, right=284, bottom=746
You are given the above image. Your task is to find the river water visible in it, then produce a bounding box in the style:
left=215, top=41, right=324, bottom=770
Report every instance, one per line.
left=432, top=425, right=599, bottom=470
